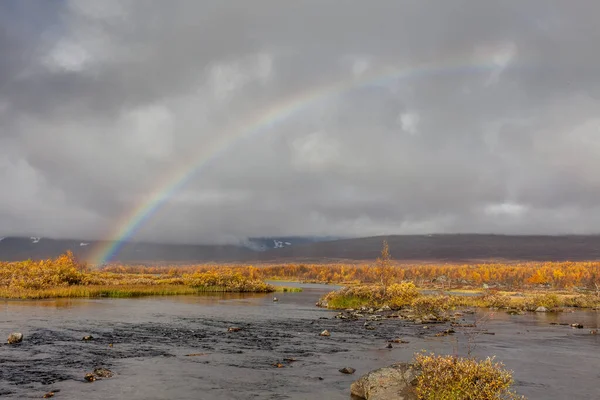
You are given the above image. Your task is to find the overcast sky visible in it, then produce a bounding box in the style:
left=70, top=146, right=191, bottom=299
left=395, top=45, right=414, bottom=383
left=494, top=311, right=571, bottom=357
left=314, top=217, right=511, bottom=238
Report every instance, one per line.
left=1, top=0, right=600, bottom=244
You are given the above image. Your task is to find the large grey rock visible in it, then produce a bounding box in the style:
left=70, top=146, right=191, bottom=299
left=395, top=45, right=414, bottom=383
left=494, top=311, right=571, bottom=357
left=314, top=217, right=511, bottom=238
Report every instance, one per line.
left=7, top=332, right=23, bottom=344
left=350, top=362, right=420, bottom=400
left=535, top=306, right=548, bottom=312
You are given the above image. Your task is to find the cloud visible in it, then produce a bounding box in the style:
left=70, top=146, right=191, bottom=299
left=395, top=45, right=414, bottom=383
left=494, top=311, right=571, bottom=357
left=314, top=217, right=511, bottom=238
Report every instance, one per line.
left=398, top=112, right=420, bottom=135
left=1, top=0, right=600, bottom=243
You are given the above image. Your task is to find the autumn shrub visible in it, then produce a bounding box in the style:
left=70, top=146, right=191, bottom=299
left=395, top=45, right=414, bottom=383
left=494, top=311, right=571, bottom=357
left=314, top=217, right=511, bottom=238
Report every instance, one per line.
left=386, top=282, right=421, bottom=308
left=182, top=270, right=274, bottom=292
left=0, top=253, right=282, bottom=298
left=0, top=251, right=88, bottom=290
left=521, top=293, right=561, bottom=310
left=480, top=291, right=513, bottom=309
left=320, top=282, right=421, bottom=309
left=410, top=295, right=454, bottom=317
left=414, top=352, right=524, bottom=400
left=101, top=260, right=600, bottom=291
left=563, top=294, right=600, bottom=308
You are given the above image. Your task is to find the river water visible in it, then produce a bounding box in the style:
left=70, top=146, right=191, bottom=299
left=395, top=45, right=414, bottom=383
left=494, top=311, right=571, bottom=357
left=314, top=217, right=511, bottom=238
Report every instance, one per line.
left=1, top=283, right=599, bottom=399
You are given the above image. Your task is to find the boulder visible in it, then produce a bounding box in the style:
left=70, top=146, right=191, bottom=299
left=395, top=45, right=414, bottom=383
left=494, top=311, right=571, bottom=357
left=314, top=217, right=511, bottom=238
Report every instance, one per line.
left=320, top=330, right=331, bottom=337
left=93, top=367, right=114, bottom=378
left=535, top=306, right=548, bottom=313
left=316, top=299, right=328, bottom=308
left=339, top=367, right=356, bottom=374
left=350, top=363, right=420, bottom=400
left=7, top=332, right=23, bottom=344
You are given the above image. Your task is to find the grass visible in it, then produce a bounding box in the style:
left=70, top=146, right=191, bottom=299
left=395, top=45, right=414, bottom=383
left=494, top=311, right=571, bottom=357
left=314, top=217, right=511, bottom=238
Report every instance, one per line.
left=319, top=284, right=600, bottom=314
left=414, top=352, right=524, bottom=399
left=0, top=252, right=301, bottom=299
left=100, top=260, right=600, bottom=291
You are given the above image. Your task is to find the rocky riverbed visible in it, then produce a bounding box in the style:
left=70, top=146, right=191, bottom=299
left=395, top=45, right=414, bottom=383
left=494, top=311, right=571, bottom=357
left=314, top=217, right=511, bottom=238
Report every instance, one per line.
left=1, top=284, right=599, bottom=399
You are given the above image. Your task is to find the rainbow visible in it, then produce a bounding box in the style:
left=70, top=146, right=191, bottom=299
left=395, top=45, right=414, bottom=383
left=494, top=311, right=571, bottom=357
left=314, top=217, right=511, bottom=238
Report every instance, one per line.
left=90, top=56, right=512, bottom=265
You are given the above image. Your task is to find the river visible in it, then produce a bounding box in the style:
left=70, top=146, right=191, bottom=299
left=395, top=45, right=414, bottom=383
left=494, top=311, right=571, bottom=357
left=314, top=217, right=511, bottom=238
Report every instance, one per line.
left=1, top=283, right=599, bottom=399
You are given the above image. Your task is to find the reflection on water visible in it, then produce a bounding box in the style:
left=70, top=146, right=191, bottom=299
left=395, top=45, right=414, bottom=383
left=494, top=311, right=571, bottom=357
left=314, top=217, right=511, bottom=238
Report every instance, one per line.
left=1, top=283, right=599, bottom=400
left=2, top=298, right=84, bottom=309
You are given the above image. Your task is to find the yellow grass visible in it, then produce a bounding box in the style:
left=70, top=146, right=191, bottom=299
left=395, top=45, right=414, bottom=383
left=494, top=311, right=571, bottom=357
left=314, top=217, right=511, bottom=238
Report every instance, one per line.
left=0, top=252, right=300, bottom=299
left=319, top=284, right=600, bottom=313
left=414, top=352, right=524, bottom=399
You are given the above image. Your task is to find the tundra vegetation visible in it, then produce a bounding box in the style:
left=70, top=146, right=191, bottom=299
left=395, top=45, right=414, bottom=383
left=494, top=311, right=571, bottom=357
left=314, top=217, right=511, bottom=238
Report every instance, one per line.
left=413, top=352, right=524, bottom=400
left=315, top=241, right=600, bottom=312
left=2, top=247, right=600, bottom=308
left=0, top=252, right=293, bottom=299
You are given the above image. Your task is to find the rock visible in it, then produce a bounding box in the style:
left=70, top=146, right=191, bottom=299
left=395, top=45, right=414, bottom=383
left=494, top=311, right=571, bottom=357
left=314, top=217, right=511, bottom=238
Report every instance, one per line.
left=272, top=362, right=284, bottom=368
left=320, top=330, right=331, bottom=337
left=386, top=343, right=393, bottom=349
left=228, top=327, right=242, bottom=332
left=423, top=314, right=437, bottom=321
left=535, top=306, right=548, bottom=313
left=7, top=332, right=23, bottom=344
left=350, top=362, right=420, bottom=400
left=84, top=373, right=96, bottom=382
left=571, top=323, right=584, bottom=329
left=93, top=368, right=114, bottom=378
left=340, top=367, right=356, bottom=374
left=43, top=392, right=55, bottom=398
left=388, top=338, right=409, bottom=344
left=82, top=335, right=94, bottom=341
left=273, top=297, right=279, bottom=302
left=316, top=299, right=328, bottom=308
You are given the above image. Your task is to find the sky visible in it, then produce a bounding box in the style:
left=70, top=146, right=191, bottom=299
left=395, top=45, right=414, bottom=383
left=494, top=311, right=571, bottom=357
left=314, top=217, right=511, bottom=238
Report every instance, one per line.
left=1, top=0, right=600, bottom=244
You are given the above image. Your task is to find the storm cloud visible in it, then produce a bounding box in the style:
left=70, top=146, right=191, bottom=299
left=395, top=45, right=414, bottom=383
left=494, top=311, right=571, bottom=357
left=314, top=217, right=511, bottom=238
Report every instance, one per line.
left=1, top=0, right=600, bottom=243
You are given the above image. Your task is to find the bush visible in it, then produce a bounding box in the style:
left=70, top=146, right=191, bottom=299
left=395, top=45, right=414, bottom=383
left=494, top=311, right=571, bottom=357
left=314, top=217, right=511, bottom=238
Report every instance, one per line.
left=414, top=352, right=524, bottom=400
left=386, top=282, right=420, bottom=308
left=522, top=293, right=561, bottom=310
left=411, top=295, right=453, bottom=316
left=320, top=282, right=421, bottom=309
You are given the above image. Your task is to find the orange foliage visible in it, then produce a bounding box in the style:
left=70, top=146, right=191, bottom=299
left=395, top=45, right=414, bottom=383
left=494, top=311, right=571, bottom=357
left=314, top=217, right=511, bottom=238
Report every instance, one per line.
left=100, top=260, right=600, bottom=290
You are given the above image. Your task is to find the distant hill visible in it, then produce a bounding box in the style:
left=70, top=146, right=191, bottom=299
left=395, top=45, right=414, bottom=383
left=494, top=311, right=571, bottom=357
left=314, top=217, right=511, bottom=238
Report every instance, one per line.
left=252, top=234, right=600, bottom=263
left=0, top=236, right=338, bottom=264
left=1, top=234, right=600, bottom=264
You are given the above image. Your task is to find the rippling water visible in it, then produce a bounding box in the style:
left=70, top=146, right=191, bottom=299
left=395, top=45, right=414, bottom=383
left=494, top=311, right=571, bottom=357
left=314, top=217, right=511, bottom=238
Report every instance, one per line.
left=1, top=284, right=599, bottom=399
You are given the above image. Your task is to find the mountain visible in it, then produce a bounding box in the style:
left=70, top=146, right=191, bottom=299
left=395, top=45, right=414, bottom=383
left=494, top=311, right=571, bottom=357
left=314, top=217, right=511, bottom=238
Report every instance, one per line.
left=0, top=236, right=338, bottom=263
left=241, top=236, right=341, bottom=251
left=1, top=234, right=600, bottom=264
left=252, top=234, right=600, bottom=263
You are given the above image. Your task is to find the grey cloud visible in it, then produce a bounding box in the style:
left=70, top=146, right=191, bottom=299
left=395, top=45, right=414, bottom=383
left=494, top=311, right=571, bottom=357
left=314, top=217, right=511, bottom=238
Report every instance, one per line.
left=1, top=0, right=600, bottom=243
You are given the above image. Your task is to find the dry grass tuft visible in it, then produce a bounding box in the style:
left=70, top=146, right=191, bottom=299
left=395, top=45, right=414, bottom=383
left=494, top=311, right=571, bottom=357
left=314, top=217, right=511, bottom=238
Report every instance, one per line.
left=414, top=352, right=525, bottom=399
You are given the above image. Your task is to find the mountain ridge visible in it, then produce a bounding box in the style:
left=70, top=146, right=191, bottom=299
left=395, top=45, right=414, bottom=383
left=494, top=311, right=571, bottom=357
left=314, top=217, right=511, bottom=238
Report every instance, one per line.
left=1, top=234, right=600, bottom=264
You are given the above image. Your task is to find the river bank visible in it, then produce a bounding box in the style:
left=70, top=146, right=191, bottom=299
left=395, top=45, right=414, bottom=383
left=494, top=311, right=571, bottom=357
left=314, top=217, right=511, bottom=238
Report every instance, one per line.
left=1, top=283, right=599, bottom=399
